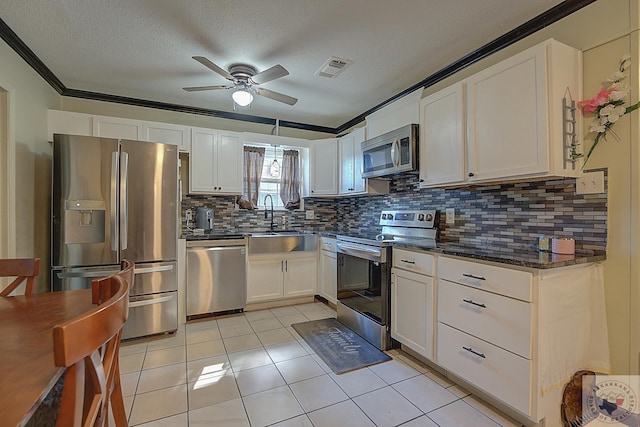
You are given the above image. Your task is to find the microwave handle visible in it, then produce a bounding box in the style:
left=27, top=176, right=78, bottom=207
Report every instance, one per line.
left=391, top=138, right=400, bottom=167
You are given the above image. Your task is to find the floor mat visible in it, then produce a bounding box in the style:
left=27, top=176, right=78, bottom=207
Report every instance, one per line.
left=292, top=317, right=391, bottom=375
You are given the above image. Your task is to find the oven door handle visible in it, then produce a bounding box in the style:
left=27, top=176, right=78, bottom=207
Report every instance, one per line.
left=337, top=243, right=384, bottom=263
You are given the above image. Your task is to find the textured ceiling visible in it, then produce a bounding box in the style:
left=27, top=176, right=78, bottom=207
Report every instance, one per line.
left=0, top=0, right=566, bottom=129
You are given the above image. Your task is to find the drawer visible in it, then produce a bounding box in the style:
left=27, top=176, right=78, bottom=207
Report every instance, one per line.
left=393, top=248, right=434, bottom=276
left=438, top=256, right=532, bottom=301
left=321, top=237, right=337, bottom=252
left=438, top=279, right=532, bottom=358
left=437, top=323, right=532, bottom=416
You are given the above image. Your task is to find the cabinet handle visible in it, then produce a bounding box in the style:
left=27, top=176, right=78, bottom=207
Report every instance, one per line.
left=285, top=260, right=288, bottom=272
left=462, top=299, right=486, bottom=308
left=462, top=346, right=486, bottom=358
left=468, top=172, right=475, bottom=177
left=462, top=273, right=486, bottom=281
left=419, top=179, right=424, bottom=182
left=400, top=259, right=415, bottom=264
left=281, top=260, right=284, bottom=272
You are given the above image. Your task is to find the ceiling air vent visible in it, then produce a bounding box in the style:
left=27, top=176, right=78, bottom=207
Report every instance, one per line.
left=315, top=57, right=353, bottom=79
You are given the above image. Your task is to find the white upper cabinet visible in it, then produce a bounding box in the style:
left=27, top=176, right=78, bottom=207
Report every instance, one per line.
left=465, top=39, right=582, bottom=182
left=48, top=110, right=93, bottom=141
left=92, top=115, right=143, bottom=140
left=338, top=127, right=367, bottom=194
left=418, top=39, right=582, bottom=187
left=419, top=82, right=466, bottom=187
left=190, top=128, right=243, bottom=194
left=310, top=138, right=338, bottom=196
left=142, top=122, right=191, bottom=152
left=366, top=88, right=423, bottom=139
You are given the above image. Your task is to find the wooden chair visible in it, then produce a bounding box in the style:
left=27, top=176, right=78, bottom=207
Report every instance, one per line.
left=53, top=269, right=131, bottom=427
left=93, top=259, right=134, bottom=305
left=0, top=258, right=40, bottom=296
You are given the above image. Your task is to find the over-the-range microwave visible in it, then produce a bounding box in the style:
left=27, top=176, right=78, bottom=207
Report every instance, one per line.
left=361, top=123, right=418, bottom=178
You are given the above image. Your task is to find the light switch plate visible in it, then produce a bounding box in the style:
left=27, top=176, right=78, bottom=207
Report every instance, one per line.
left=576, top=171, right=605, bottom=195
left=305, top=210, right=315, bottom=220
left=445, top=208, right=455, bottom=224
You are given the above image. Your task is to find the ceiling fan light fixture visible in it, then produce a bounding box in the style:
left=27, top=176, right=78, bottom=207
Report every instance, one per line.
left=232, top=89, right=253, bottom=107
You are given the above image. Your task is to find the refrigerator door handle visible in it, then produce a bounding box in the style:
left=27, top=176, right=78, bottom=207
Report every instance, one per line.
left=56, top=270, right=121, bottom=279
left=129, top=294, right=174, bottom=308
left=120, top=151, right=129, bottom=250
left=110, top=151, right=119, bottom=252
left=134, top=265, right=175, bottom=275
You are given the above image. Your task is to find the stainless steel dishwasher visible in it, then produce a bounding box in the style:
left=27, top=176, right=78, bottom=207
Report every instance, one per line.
left=186, top=236, right=247, bottom=318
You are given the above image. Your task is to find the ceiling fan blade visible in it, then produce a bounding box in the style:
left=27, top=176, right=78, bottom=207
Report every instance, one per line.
left=254, top=87, right=298, bottom=106
left=182, top=85, right=232, bottom=92
left=192, top=56, right=234, bottom=81
left=251, top=64, right=289, bottom=84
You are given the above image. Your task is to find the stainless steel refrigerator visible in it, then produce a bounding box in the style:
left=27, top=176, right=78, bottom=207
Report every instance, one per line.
left=51, top=134, right=179, bottom=340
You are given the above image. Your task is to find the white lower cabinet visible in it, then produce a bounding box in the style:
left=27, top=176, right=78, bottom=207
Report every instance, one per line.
left=318, top=238, right=337, bottom=304
left=437, top=322, right=532, bottom=414
left=435, top=255, right=605, bottom=426
left=247, top=253, right=317, bottom=303
left=391, top=248, right=434, bottom=360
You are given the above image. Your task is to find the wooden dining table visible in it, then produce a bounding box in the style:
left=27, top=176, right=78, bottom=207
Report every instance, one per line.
left=0, top=289, right=94, bottom=427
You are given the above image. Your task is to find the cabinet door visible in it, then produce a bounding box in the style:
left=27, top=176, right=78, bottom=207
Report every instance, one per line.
left=215, top=132, right=243, bottom=194
left=246, top=257, right=284, bottom=303
left=190, top=128, right=216, bottom=193
left=92, top=116, right=143, bottom=140
left=143, top=122, right=191, bottom=152
left=338, top=133, right=355, bottom=194
left=48, top=110, right=93, bottom=141
left=466, top=44, right=548, bottom=181
left=351, top=127, right=367, bottom=193
left=284, top=256, right=317, bottom=297
left=319, top=251, right=337, bottom=304
left=310, top=138, right=338, bottom=196
left=419, top=83, right=466, bottom=186
left=391, top=268, right=433, bottom=359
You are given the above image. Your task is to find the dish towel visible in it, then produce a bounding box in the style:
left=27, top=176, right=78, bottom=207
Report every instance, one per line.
left=539, top=262, right=611, bottom=395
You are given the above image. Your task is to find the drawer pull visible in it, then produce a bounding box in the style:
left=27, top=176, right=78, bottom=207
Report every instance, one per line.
left=462, top=299, right=486, bottom=309
left=400, top=259, right=416, bottom=264
left=462, top=273, right=486, bottom=281
left=462, top=346, right=486, bottom=358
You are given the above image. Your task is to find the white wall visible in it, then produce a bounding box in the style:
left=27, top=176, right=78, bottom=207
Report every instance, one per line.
left=0, top=39, right=61, bottom=291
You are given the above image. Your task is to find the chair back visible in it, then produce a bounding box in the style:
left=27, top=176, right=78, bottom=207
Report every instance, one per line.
left=53, top=273, right=130, bottom=427
left=0, top=258, right=40, bottom=296
left=93, top=259, right=134, bottom=305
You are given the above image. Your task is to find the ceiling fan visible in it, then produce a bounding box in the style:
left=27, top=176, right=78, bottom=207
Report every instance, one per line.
left=183, top=56, right=298, bottom=107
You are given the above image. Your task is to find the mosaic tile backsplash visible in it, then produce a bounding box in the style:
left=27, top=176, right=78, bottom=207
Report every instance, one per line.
left=182, top=171, right=607, bottom=251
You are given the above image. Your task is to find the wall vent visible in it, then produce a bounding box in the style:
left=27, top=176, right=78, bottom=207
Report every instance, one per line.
left=315, top=57, right=353, bottom=79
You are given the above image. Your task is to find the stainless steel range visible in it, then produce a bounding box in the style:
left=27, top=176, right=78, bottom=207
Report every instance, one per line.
left=336, top=209, right=438, bottom=350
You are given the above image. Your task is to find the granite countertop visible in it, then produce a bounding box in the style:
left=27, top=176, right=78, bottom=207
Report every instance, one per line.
left=181, top=229, right=606, bottom=269
left=394, top=241, right=606, bottom=269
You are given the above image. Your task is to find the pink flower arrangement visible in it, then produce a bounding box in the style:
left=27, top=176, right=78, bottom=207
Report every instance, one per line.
left=578, top=87, right=613, bottom=113
left=577, top=54, right=639, bottom=169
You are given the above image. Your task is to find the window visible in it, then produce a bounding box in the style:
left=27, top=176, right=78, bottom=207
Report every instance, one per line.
left=240, top=144, right=303, bottom=211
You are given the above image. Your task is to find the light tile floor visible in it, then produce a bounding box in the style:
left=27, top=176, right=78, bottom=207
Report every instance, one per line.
left=119, top=302, right=524, bottom=427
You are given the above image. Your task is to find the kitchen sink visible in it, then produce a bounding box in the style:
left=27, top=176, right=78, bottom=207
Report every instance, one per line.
left=248, top=232, right=318, bottom=254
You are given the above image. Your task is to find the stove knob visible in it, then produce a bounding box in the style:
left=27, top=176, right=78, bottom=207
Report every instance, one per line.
left=417, top=214, right=424, bottom=221
left=387, top=214, right=393, bottom=220
left=425, top=213, right=433, bottom=221
left=381, top=214, right=387, bottom=219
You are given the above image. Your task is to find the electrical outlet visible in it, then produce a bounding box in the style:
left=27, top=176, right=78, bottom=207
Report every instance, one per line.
left=445, top=208, right=455, bottom=224
left=305, top=210, right=315, bottom=220
left=576, top=171, right=605, bottom=195
left=185, top=209, right=193, bottom=221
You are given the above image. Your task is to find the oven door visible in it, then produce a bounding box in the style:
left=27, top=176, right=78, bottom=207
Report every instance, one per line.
left=336, top=244, right=390, bottom=326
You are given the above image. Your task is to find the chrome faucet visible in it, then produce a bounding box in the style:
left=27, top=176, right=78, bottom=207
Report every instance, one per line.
left=264, top=194, right=275, bottom=231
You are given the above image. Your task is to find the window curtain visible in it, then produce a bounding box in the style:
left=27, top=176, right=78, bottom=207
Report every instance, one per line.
left=236, top=146, right=265, bottom=209
left=279, top=149, right=301, bottom=210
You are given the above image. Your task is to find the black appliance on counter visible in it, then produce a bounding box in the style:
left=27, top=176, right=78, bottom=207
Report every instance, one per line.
left=336, top=209, right=438, bottom=350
